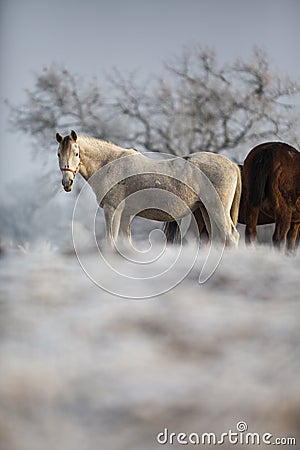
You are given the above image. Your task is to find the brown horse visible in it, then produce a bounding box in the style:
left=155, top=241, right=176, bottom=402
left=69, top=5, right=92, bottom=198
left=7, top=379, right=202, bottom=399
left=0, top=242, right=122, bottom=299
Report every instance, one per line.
left=243, top=142, right=300, bottom=251
left=164, top=157, right=300, bottom=250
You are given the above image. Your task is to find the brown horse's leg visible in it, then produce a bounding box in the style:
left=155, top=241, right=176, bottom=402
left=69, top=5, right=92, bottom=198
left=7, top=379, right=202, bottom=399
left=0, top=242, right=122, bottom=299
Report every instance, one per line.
left=245, top=206, right=260, bottom=245
left=272, top=209, right=292, bottom=249
left=287, top=222, right=300, bottom=252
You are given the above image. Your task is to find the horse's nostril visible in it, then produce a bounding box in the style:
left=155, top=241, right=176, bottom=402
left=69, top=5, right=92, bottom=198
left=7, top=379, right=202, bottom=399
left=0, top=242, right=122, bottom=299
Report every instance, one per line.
left=62, top=178, right=73, bottom=187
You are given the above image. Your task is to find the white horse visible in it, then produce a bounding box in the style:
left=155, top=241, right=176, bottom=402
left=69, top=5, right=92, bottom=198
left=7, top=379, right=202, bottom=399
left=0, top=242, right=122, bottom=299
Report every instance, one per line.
left=56, top=130, right=241, bottom=248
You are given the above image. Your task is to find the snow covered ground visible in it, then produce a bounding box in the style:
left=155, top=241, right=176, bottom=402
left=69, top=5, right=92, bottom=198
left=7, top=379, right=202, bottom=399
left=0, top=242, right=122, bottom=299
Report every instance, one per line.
left=0, top=238, right=299, bottom=449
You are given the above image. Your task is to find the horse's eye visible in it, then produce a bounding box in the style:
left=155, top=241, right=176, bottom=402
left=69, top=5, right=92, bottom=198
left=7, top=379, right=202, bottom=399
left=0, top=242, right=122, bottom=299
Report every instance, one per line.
left=57, top=153, right=60, bottom=157
left=75, top=153, right=79, bottom=157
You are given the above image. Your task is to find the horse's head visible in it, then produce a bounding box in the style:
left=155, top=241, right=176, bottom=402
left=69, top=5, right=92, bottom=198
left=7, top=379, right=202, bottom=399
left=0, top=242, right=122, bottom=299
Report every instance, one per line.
left=56, top=130, right=80, bottom=192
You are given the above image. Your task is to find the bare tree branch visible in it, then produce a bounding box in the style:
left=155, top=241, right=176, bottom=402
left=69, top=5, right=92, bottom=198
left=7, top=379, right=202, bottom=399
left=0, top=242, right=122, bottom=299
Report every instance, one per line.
left=7, top=47, right=300, bottom=162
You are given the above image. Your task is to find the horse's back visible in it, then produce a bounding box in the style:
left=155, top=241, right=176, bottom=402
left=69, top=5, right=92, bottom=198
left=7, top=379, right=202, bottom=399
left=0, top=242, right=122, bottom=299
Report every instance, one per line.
left=243, top=141, right=300, bottom=208
left=184, top=151, right=238, bottom=184
left=244, top=141, right=299, bottom=167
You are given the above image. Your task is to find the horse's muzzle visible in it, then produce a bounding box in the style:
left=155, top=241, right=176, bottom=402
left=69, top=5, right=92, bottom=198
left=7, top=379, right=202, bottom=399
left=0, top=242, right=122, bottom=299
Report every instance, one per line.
left=62, top=178, right=73, bottom=192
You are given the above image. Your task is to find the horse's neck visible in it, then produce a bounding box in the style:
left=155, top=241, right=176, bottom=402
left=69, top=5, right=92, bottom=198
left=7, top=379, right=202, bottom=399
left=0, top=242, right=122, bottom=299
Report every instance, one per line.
left=77, top=136, right=137, bottom=180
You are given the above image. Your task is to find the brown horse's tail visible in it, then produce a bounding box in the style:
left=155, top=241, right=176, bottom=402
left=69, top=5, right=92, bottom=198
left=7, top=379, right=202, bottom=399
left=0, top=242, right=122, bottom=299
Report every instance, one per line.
left=248, top=147, right=273, bottom=207
left=162, top=221, right=181, bottom=243
left=230, top=163, right=242, bottom=226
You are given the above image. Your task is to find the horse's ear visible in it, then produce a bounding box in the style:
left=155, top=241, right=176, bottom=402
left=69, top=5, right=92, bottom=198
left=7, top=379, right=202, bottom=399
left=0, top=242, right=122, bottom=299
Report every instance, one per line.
left=56, top=132, right=63, bottom=143
left=70, top=130, right=78, bottom=141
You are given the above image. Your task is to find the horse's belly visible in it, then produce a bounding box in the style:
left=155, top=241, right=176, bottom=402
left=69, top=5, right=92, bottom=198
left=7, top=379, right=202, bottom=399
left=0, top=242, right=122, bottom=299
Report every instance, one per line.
left=136, top=206, right=194, bottom=222
left=121, top=180, right=199, bottom=221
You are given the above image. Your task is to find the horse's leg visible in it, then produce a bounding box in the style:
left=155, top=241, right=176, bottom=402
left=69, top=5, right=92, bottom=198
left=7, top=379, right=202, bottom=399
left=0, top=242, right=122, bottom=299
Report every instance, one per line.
left=224, top=208, right=239, bottom=247
left=272, top=209, right=292, bottom=249
left=228, top=217, right=240, bottom=247
left=206, top=191, right=239, bottom=247
left=200, top=204, right=232, bottom=246
left=287, top=222, right=300, bottom=253
left=225, top=191, right=240, bottom=246
left=199, top=206, right=211, bottom=242
left=296, top=228, right=300, bottom=249
left=245, top=206, right=259, bottom=245
left=103, top=204, right=123, bottom=249
left=119, top=212, right=131, bottom=245
left=112, top=207, right=125, bottom=248
left=209, top=178, right=239, bottom=247
left=193, top=209, right=208, bottom=244
left=103, top=204, right=115, bottom=248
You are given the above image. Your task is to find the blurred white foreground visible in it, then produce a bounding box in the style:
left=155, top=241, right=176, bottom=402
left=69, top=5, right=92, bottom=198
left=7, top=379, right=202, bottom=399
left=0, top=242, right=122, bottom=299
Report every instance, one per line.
left=0, top=242, right=299, bottom=449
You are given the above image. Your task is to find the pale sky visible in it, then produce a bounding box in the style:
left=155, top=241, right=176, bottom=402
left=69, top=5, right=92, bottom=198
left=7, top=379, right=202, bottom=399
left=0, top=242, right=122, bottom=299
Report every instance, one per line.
left=1, top=0, right=299, bottom=188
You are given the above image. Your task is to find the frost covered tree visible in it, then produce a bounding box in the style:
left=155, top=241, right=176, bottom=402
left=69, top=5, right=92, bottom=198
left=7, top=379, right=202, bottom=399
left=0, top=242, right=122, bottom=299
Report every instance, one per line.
left=8, top=67, right=127, bottom=150
left=109, top=47, right=300, bottom=157
left=8, top=46, right=300, bottom=160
